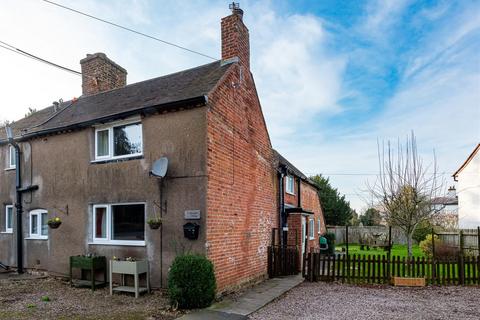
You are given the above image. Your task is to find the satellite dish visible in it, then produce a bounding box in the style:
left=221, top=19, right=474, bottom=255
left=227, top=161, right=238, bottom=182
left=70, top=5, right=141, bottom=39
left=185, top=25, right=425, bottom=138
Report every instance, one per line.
left=151, top=157, right=168, bottom=178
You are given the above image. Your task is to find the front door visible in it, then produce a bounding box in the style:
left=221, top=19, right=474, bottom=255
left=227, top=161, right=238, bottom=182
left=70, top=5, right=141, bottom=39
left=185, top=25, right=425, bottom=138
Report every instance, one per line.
left=301, top=216, right=306, bottom=256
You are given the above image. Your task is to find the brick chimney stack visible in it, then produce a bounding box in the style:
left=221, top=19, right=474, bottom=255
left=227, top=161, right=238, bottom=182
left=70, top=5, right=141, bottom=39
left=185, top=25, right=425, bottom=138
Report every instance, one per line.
left=80, top=53, right=127, bottom=96
left=221, top=3, right=250, bottom=70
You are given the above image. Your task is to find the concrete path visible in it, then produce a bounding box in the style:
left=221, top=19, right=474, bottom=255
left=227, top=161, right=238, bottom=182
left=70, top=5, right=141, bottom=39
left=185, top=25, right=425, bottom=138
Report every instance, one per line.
left=178, top=274, right=303, bottom=320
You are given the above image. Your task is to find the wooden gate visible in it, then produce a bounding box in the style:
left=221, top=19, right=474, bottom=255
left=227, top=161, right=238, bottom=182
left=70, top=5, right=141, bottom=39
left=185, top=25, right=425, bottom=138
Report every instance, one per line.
left=268, top=245, right=299, bottom=278
left=267, top=227, right=300, bottom=277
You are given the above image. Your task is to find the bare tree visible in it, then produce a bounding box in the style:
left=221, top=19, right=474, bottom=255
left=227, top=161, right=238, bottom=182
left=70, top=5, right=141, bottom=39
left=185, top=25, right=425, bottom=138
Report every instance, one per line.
left=369, top=132, right=444, bottom=257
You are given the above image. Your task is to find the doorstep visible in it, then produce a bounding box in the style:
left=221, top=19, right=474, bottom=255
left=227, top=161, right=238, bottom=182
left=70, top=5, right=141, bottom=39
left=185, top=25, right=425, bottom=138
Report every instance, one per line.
left=177, top=274, right=303, bottom=320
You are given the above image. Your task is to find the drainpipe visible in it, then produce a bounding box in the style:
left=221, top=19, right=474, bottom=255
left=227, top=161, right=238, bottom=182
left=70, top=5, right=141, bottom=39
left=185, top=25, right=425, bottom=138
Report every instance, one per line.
left=5, top=126, right=23, bottom=274
left=278, top=167, right=287, bottom=247
left=297, top=177, right=301, bottom=208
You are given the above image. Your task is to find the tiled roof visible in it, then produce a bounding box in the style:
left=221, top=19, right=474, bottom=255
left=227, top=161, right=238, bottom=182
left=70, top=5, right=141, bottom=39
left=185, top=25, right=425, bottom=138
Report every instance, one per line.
left=0, top=61, right=232, bottom=142
left=273, top=149, right=318, bottom=189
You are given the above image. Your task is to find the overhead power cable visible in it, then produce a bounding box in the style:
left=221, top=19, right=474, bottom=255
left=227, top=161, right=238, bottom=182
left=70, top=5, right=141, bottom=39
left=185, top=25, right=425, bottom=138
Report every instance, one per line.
left=42, top=0, right=219, bottom=61
left=0, top=40, right=81, bottom=76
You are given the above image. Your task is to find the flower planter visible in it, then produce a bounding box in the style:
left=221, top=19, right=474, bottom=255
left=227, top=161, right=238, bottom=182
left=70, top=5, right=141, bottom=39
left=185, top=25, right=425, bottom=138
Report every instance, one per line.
left=148, top=221, right=161, bottom=230
left=48, top=221, right=62, bottom=229
left=392, top=276, right=425, bottom=287
left=110, top=259, right=150, bottom=298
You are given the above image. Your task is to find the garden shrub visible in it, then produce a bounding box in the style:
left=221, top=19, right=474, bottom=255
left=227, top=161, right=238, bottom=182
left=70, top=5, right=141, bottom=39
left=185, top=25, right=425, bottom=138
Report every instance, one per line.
left=168, top=254, right=216, bottom=309
left=434, top=243, right=459, bottom=259
left=419, top=234, right=440, bottom=257
left=412, top=220, right=434, bottom=244
left=324, top=232, right=336, bottom=254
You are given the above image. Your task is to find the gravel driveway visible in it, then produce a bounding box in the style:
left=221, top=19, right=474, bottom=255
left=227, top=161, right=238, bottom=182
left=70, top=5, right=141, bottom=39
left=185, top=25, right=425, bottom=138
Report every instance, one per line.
left=0, top=276, right=179, bottom=320
left=250, top=282, right=480, bottom=320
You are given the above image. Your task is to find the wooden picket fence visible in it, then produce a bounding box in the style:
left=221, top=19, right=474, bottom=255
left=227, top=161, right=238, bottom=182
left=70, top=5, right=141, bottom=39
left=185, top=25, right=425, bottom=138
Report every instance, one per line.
left=304, top=252, right=480, bottom=285
left=268, top=246, right=300, bottom=278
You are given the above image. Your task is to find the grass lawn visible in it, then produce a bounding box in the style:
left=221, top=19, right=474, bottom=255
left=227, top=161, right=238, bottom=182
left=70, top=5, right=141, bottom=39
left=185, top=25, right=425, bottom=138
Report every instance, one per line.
left=336, top=244, right=425, bottom=257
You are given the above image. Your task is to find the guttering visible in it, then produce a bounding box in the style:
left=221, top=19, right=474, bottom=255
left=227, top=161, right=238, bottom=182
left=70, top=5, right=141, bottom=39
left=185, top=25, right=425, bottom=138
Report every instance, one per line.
left=0, top=96, right=207, bottom=144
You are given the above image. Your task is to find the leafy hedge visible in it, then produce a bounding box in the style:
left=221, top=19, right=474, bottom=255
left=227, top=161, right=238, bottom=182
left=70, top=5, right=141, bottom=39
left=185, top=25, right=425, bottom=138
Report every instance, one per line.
left=168, top=254, right=216, bottom=309
left=324, top=232, right=336, bottom=254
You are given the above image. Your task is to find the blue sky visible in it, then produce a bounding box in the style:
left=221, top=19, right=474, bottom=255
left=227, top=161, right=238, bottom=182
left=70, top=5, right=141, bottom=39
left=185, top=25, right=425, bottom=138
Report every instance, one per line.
left=1, top=0, right=479, bottom=211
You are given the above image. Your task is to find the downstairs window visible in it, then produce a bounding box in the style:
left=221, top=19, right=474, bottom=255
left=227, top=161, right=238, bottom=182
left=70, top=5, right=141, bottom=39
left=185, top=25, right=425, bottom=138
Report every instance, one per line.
left=92, top=203, right=145, bottom=246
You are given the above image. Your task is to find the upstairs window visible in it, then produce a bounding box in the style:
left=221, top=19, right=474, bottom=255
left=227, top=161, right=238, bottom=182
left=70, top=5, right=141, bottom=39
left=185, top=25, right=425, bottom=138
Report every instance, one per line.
left=5, top=205, right=13, bottom=233
left=92, top=203, right=145, bottom=246
left=285, top=175, right=295, bottom=195
left=94, top=120, right=143, bottom=161
left=29, top=209, right=48, bottom=239
left=309, top=218, right=315, bottom=240
left=8, top=145, right=16, bottom=169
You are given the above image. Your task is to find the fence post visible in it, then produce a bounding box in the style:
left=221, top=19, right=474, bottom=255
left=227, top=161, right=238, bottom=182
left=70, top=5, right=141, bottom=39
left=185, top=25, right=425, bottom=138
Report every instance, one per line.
left=346, top=225, right=349, bottom=257
left=431, top=228, right=436, bottom=258
left=477, top=227, right=480, bottom=257
left=459, top=229, right=465, bottom=285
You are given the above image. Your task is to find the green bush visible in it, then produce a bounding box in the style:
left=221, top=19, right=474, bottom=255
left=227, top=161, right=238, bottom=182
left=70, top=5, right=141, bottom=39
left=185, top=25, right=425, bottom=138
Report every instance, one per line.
left=412, top=220, right=434, bottom=243
left=168, top=254, right=216, bottom=309
left=324, top=232, right=336, bottom=254
left=419, top=234, right=441, bottom=257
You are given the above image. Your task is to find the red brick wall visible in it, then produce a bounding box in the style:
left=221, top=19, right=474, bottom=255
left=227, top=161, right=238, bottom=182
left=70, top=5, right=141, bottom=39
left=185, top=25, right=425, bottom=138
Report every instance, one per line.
left=285, top=180, right=325, bottom=252
left=206, top=64, right=277, bottom=292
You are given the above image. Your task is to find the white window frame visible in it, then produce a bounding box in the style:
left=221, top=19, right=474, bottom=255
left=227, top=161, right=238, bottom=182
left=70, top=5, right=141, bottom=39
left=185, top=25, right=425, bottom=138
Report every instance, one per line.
left=93, top=118, right=143, bottom=162
left=285, top=175, right=295, bottom=195
left=4, top=205, right=13, bottom=233
left=7, top=145, right=16, bottom=169
left=318, top=219, right=321, bottom=234
left=91, top=202, right=146, bottom=246
left=309, top=218, right=315, bottom=240
left=28, top=209, right=48, bottom=240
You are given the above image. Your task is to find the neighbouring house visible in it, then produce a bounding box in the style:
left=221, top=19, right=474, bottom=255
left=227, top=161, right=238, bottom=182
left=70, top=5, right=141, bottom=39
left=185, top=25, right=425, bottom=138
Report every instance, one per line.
left=453, top=143, right=480, bottom=228
left=274, top=151, right=325, bottom=266
left=0, top=6, right=325, bottom=292
left=431, top=186, right=459, bottom=230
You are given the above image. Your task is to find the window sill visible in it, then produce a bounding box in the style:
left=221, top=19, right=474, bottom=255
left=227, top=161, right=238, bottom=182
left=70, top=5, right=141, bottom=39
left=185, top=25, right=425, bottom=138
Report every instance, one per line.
left=25, top=237, right=48, bottom=240
left=309, top=237, right=315, bottom=240
left=88, top=241, right=146, bottom=247
left=91, top=155, right=143, bottom=165
left=4, top=167, right=16, bottom=171
left=1, top=231, right=13, bottom=234
left=285, top=191, right=295, bottom=196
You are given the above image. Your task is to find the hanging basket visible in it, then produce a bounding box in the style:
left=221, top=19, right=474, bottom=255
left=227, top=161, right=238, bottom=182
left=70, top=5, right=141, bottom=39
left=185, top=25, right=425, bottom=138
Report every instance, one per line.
left=147, top=221, right=162, bottom=230
left=48, top=221, right=62, bottom=229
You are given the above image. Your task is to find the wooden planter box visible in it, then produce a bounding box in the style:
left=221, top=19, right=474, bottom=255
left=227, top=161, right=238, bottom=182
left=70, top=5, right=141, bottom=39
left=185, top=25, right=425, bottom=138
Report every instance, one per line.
left=69, top=255, right=107, bottom=291
left=392, top=276, right=426, bottom=287
left=110, top=260, right=150, bottom=298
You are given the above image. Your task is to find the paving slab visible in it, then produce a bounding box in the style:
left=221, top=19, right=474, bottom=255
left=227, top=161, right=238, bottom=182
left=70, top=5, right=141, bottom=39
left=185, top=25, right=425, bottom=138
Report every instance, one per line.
left=178, top=274, right=303, bottom=319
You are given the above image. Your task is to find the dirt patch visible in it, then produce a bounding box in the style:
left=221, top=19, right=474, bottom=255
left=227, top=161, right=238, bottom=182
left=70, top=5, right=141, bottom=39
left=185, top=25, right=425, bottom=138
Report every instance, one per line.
left=250, top=282, right=480, bottom=320
left=0, top=277, right=181, bottom=320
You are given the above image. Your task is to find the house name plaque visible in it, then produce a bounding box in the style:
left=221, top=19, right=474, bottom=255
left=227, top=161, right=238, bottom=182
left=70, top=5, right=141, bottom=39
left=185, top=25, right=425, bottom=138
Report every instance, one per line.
left=184, top=210, right=201, bottom=220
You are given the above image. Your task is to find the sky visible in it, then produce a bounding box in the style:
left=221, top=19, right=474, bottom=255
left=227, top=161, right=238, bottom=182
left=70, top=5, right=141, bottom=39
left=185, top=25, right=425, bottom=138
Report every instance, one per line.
left=0, top=0, right=479, bottom=212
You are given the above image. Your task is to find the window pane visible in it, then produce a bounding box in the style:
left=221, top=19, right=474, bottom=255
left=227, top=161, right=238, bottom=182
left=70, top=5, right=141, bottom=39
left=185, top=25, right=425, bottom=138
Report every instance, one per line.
left=95, top=207, right=107, bottom=238
left=6, top=207, right=13, bottom=229
left=41, top=213, right=48, bottom=236
left=9, top=146, right=16, bottom=167
left=96, top=130, right=109, bottom=157
left=114, top=123, right=142, bottom=156
left=31, top=214, right=38, bottom=235
left=112, top=204, right=145, bottom=241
